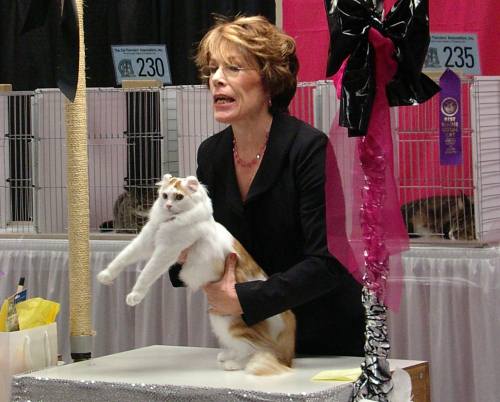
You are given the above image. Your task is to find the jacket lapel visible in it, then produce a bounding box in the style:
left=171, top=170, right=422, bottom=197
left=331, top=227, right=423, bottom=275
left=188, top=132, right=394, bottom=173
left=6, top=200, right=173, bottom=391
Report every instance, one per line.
left=245, top=113, right=299, bottom=204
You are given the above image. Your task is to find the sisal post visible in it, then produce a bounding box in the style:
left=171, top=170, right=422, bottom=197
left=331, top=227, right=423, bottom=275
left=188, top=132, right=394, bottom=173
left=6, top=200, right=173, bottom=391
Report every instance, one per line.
left=66, top=0, right=93, bottom=362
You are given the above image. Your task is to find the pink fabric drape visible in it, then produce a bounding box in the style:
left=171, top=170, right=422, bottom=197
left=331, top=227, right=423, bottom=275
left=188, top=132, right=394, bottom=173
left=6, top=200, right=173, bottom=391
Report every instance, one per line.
left=325, top=29, right=409, bottom=310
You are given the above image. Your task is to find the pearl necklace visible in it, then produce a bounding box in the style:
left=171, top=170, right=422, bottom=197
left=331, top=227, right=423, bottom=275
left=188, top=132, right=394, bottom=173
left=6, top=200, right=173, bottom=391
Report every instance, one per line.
left=233, top=131, right=270, bottom=168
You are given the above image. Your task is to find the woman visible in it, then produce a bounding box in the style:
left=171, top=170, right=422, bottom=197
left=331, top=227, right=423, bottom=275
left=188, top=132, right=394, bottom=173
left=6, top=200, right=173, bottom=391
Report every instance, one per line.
left=172, top=15, right=365, bottom=356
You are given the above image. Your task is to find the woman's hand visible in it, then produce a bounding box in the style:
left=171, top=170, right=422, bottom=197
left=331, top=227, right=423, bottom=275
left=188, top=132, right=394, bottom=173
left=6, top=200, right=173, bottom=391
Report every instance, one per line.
left=203, top=253, right=243, bottom=316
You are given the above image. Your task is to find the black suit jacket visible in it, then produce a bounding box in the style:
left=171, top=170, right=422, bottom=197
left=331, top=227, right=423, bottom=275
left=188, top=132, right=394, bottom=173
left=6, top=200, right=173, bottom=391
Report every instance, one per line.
left=178, top=112, right=365, bottom=356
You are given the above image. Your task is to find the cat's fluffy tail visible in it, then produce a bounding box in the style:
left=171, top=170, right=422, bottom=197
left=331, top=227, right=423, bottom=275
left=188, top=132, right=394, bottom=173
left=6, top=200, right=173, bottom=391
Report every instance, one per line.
left=245, top=351, right=292, bottom=376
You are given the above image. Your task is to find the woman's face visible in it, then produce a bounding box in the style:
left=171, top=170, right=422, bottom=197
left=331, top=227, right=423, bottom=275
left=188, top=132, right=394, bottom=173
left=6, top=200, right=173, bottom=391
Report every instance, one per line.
left=208, top=51, right=269, bottom=126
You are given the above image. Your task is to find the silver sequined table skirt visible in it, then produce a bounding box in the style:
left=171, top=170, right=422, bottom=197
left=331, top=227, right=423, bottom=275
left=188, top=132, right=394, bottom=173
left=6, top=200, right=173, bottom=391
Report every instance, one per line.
left=11, top=345, right=423, bottom=402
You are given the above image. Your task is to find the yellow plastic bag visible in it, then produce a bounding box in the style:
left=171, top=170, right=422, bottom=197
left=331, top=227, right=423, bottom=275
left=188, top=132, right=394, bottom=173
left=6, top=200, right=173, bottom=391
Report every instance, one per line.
left=15, top=298, right=60, bottom=330
left=0, top=299, right=8, bottom=331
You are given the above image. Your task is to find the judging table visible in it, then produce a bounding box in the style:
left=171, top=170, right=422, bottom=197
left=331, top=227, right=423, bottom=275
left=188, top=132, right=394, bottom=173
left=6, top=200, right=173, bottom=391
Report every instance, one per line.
left=11, top=345, right=427, bottom=402
left=1, top=238, right=499, bottom=402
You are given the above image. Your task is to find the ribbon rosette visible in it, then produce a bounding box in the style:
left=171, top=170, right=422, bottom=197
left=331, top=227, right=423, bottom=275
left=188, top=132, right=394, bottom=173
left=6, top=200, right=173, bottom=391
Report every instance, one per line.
left=325, top=0, right=440, bottom=136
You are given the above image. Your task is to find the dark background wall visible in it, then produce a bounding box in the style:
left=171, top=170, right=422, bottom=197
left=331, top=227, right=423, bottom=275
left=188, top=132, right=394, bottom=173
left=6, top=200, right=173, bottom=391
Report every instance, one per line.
left=0, top=0, right=275, bottom=90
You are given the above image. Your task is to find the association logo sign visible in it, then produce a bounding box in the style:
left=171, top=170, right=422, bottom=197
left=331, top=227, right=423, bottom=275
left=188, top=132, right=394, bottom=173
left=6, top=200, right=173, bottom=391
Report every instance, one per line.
left=111, top=45, right=172, bottom=85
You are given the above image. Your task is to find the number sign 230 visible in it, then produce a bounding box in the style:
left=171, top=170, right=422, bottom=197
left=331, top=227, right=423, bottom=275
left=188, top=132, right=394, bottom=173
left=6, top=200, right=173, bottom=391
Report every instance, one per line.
left=137, top=57, right=166, bottom=77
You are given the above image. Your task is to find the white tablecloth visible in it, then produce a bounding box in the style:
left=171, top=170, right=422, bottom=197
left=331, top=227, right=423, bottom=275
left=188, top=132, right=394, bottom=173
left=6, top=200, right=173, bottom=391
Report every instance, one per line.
left=1, top=239, right=499, bottom=402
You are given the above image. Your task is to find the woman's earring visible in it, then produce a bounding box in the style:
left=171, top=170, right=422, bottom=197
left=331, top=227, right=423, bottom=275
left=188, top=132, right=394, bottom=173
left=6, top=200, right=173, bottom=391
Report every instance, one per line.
left=268, top=97, right=272, bottom=107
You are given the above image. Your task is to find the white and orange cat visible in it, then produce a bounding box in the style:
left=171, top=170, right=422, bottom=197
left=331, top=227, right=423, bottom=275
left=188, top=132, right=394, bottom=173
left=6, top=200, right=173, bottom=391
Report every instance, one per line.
left=97, top=174, right=295, bottom=375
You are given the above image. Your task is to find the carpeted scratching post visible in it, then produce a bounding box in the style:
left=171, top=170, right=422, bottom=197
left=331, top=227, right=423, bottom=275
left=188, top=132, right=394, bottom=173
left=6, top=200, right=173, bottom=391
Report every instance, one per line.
left=65, top=0, right=93, bottom=362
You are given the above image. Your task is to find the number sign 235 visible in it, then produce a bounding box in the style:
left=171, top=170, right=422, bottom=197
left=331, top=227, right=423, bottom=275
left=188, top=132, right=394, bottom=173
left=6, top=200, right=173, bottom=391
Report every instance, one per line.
left=443, top=46, right=475, bottom=69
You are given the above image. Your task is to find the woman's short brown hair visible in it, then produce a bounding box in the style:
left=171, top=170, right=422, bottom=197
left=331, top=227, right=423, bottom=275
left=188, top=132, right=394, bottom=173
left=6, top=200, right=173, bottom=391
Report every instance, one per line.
left=195, top=15, right=299, bottom=114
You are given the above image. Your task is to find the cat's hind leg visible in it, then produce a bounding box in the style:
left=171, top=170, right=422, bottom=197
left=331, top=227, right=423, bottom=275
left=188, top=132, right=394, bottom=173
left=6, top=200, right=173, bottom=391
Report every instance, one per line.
left=217, top=349, right=236, bottom=363
left=209, top=315, right=255, bottom=371
left=214, top=332, right=255, bottom=370
left=219, top=347, right=254, bottom=371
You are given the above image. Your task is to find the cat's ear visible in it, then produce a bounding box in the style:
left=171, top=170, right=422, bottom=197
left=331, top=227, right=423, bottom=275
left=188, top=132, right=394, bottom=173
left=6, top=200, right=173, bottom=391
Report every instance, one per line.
left=156, top=173, right=172, bottom=186
left=183, top=176, right=199, bottom=193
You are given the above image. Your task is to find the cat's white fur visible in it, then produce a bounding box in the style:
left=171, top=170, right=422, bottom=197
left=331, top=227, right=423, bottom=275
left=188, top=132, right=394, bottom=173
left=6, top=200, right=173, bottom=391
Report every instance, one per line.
left=97, top=174, right=295, bottom=375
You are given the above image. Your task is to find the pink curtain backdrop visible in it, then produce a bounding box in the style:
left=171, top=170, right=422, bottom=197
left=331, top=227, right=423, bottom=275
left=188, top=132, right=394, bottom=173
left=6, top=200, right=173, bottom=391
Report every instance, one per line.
left=283, top=0, right=500, bottom=82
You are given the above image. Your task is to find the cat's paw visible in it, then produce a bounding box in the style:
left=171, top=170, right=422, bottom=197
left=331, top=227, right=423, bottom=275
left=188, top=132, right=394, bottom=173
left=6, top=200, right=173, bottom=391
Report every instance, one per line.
left=97, top=270, right=114, bottom=285
left=222, top=359, right=245, bottom=371
left=217, top=350, right=236, bottom=363
left=126, top=291, right=145, bottom=306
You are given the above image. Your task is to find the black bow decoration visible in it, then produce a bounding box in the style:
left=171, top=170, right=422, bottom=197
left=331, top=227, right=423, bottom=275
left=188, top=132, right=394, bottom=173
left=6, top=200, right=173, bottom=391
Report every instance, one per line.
left=21, top=0, right=79, bottom=102
left=325, top=0, right=441, bottom=137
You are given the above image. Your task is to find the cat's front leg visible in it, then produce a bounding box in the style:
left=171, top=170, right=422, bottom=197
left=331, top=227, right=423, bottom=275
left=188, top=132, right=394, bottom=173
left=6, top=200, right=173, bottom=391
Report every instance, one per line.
left=125, top=290, right=146, bottom=306
left=125, top=246, right=181, bottom=306
left=97, top=225, right=155, bottom=285
left=97, top=259, right=124, bottom=285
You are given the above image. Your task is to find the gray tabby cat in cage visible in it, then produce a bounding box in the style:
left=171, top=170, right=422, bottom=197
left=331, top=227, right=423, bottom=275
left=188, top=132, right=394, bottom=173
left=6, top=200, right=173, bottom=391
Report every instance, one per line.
left=112, top=189, right=155, bottom=233
left=401, top=194, right=475, bottom=240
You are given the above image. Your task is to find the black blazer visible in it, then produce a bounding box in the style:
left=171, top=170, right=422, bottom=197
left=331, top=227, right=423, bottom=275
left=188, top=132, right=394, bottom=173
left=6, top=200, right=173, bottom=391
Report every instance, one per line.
left=183, top=112, right=365, bottom=356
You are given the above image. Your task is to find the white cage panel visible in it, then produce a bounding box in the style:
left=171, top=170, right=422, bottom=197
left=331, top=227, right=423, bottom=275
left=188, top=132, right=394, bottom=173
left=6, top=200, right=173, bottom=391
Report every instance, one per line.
left=312, top=81, right=340, bottom=134
left=161, top=88, right=180, bottom=176
left=176, top=86, right=226, bottom=177
left=32, top=90, right=67, bottom=233
left=0, top=92, right=35, bottom=232
left=471, top=76, right=500, bottom=241
left=86, top=88, right=128, bottom=233
left=32, top=89, right=133, bottom=233
left=289, top=82, right=318, bottom=128
left=175, top=83, right=334, bottom=178
left=0, top=80, right=499, bottom=240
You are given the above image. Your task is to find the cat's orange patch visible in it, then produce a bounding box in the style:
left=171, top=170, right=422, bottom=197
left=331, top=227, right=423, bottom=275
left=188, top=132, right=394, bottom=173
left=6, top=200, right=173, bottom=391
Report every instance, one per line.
left=228, top=239, right=296, bottom=372
left=228, top=315, right=294, bottom=369
left=232, top=239, right=265, bottom=282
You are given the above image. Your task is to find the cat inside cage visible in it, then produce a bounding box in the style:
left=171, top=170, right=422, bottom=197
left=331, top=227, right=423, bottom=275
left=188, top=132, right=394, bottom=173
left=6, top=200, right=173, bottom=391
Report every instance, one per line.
left=100, top=187, right=156, bottom=234
left=400, top=193, right=475, bottom=241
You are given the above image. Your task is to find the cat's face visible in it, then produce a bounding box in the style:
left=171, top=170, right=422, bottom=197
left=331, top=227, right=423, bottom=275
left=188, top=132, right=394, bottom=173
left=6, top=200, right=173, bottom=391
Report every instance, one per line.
left=155, top=174, right=203, bottom=217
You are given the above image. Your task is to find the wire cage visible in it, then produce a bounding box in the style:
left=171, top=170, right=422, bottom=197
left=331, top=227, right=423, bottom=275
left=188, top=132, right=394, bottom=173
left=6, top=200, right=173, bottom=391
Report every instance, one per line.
left=0, top=91, right=34, bottom=232
left=1, top=78, right=499, bottom=241
left=395, top=76, right=500, bottom=242
left=470, top=77, right=500, bottom=242
left=395, top=79, right=476, bottom=241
